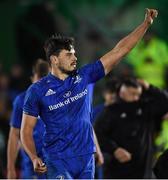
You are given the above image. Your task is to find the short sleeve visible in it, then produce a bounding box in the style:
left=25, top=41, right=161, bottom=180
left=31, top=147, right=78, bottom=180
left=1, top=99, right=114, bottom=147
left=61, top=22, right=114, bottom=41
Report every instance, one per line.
left=10, top=95, right=23, bottom=128
left=23, top=85, right=40, bottom=117
left=80, top=60, right=105, bottom=84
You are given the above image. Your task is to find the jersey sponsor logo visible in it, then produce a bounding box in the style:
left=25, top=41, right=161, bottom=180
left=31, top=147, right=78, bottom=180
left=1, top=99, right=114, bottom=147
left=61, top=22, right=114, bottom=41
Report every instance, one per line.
left=63, top=91, right=71, bottom=98
left=45, top=89, right=56, bottom=96
left=74, top=75, right=82, bottom=84
left=48, top=89, right=88, bottom=111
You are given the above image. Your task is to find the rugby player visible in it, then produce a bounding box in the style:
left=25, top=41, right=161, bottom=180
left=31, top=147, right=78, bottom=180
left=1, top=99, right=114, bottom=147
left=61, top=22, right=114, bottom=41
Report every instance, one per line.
left=21, top=9, right=158, bottom=179
left=7, top=59, right=49, bottom=179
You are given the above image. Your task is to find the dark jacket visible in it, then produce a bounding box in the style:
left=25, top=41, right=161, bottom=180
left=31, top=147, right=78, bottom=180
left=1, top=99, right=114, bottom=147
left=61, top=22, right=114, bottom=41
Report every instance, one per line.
left=94, top=86, right=168, bottom=178
left=153, top=149, right=168, bottom=179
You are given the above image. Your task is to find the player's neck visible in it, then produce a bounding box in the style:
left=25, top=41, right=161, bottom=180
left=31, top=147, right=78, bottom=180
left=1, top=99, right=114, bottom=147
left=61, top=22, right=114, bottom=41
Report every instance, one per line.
left=51, top=68, right=69, bottom=80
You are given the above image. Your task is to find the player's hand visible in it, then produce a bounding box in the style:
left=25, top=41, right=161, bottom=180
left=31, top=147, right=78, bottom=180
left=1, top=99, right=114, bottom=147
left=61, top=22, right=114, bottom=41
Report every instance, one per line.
left=7, top=169, right=16, bottom=179
left=144, top=8, right=158, bottom=25
left=32, top=157, right=47, bottom=174
left=95, top=151, right=104, bottom=166
left=114, top=147, right=132, bottom=163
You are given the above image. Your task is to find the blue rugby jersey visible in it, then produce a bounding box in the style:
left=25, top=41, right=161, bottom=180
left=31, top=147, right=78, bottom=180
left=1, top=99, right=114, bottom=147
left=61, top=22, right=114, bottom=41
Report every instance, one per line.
left=10, top=91, right=45, bottom=168
left=23, top=60, right=105, bottom=160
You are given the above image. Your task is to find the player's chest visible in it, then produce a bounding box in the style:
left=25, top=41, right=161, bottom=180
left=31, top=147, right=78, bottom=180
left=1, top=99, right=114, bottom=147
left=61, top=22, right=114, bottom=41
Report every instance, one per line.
left=40, top=82, right=88, bottom=111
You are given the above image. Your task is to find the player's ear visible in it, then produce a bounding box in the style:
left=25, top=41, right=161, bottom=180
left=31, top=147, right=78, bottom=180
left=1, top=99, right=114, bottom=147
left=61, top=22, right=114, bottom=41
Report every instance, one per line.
left=50, top=55, right=58, bottom=65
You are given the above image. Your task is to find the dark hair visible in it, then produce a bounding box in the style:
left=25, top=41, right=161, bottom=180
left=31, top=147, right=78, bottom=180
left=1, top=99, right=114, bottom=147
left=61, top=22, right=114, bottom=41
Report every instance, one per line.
left=32, top=58, right=49, bottom=78
left=103, top=77, right=120, bottom=93
left=44, top=34, right=75, bottom=62
left=121, top=78, right=140, bottom=88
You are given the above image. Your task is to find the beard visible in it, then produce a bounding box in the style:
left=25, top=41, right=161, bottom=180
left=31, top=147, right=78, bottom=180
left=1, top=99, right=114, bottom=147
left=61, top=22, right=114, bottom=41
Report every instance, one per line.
left=59, top=66, right=76, bottom=76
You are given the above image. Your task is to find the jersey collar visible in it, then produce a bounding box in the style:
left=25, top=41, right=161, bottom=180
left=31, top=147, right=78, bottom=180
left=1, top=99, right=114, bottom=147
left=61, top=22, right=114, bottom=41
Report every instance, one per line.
left=48, top=72, right=76, bottom=83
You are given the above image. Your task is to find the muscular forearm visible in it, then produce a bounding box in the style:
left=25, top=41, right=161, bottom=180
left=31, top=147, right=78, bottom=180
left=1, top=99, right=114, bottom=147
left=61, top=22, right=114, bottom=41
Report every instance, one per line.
left=21, top=114, right=47, bottom=173
left=100, top=8, right=158, bottom=74
left=7, top=128, right=20, bottom=170
left=112, top=21, right=149, bottom=57
left=21, top=129, right=38, bottom=161
left=101, top=20, right=150, bottom=74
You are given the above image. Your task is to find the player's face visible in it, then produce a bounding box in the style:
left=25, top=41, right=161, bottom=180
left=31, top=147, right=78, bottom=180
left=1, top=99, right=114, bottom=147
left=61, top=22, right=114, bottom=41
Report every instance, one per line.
left=57, top=48, right=77, bottom=74
left=119, top=85, right=142, bottom=102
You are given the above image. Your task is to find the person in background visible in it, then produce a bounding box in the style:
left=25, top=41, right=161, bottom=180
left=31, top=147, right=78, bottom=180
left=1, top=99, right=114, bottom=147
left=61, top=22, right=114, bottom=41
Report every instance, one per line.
left=7, top=59, right=49, bottom=179
left=95, top=78, right=168, bottom=178
left=92, top=77, right=119, bottom=124
left=92, top=77, right=119, bottom=179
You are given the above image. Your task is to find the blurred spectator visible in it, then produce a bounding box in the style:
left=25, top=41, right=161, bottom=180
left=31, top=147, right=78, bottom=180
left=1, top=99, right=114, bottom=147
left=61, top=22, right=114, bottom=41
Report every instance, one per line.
left=92, top=77, right=120, bottom=124
left=0, top=72, right=11, bottom=177
left=0, top=72, right=9, bottom=90
left=155, top=117, right=168, bottom=157
left=95, top=78, right=168, bottom=178
left=126, top=35, right=168, bottom=88
left=0, top=72, right=11, bottom=120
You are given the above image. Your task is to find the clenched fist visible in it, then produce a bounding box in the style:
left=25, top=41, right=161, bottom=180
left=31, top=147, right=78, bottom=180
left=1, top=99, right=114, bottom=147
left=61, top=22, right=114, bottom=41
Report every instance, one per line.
left=145, top=8, right=158, bottom=25
left=32, top=157, right=47, bottom=174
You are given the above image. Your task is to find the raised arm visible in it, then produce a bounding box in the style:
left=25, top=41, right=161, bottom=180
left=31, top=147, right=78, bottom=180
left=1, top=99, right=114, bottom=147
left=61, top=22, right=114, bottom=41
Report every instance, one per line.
left=100, top=8, right=158, bottom=74
left=20, top=114, right=47, bottom=174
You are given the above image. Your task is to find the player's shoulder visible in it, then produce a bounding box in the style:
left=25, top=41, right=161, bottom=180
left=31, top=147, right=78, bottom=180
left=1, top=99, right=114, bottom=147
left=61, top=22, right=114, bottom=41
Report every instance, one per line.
left=78, top=59, right=103, bottom=74
left=26, top=74, right=50, bottom=95
left=15, top=91, right=26, bottom=99
left=29, top=75, right=49, bottom=89
left=13, top=91, right=26, bottom=105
